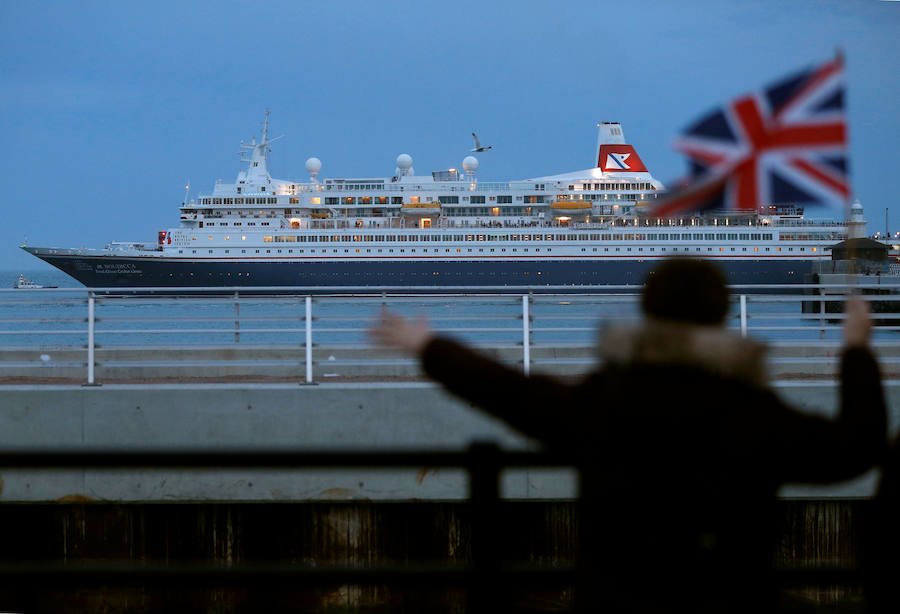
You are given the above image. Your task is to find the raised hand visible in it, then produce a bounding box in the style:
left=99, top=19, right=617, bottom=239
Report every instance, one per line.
left=369, top=309, right=434, bottom=355
left=844, top=295, right=871, bottom=349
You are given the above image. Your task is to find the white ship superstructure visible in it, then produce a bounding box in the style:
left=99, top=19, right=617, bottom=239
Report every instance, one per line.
left=24, top=114, right=852, bottom=289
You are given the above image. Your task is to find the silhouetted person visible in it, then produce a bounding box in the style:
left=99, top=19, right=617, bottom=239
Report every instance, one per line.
left=864, top=435, right=900, bottom=613
left=370, top=258, right=887, bottom=613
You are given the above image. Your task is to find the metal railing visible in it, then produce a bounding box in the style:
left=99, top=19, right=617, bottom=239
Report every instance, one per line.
left=0, top=443, right=864, bottom=612
left=1, top=284, right=899, bottom=385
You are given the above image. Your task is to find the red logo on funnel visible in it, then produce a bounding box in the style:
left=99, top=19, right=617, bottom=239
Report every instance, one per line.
left=598, top=145, right=647, bottom=172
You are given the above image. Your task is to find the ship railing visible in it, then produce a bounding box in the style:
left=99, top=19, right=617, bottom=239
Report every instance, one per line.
left=770, top=220, right=848, bottom=227
left=316, top=182, right=515, bottom=193
left=1, top=284, right=900, bottom=386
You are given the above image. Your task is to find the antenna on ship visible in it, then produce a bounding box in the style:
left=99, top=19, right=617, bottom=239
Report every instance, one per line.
left=238, top=111, right=283, bottom=186
left=259, top=109, right=284, bottom=154
left=183, top=180, right=191, bottom=206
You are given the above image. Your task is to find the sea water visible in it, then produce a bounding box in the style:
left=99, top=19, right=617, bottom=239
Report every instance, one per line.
left=0, top=269, right=862, bottom=351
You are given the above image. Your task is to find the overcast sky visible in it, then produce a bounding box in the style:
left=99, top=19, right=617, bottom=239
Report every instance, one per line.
left=2, top=0, right=898, bottom=270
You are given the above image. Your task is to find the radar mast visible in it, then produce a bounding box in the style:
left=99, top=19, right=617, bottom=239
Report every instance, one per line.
left=238, top=110, right=283, bottom=187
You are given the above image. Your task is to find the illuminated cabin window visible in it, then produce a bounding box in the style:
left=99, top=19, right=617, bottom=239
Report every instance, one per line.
left=263, top=236, right=274, bottom=243
left=311, top=197, right=321, bottom=205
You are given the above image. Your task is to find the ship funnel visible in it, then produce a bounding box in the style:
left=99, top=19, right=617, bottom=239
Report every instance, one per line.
left=594, top=122, right=649, bottom=173
left=597, top=121, right=626, bottom=146
left=595, top=121, right=626, bottom=168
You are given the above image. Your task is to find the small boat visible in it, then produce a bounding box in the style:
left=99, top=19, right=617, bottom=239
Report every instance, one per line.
left=13, top=274, right=57, bottom=289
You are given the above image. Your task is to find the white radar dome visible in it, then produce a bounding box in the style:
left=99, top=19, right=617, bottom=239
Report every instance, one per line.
left=396, top=154, right=413, bottom=170
left=305, top=157, right=322, bottom=174
left=462, top=156, right=479, bottom=173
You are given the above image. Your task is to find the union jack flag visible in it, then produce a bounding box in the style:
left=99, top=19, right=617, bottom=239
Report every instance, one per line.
left=652, top=55, right=849, bottom=218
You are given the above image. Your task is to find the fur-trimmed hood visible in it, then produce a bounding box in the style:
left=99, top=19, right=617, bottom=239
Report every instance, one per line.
left=599, top=319, right=768, bottom=387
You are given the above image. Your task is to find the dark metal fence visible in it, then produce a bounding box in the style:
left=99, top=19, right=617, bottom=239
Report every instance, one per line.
left=0, top=443, right=864, bottom=612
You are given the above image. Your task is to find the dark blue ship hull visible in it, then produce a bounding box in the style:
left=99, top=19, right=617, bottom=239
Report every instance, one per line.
left=34, top=253, right=815, bottom=292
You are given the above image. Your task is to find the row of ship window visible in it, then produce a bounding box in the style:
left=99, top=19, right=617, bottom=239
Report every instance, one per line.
left=179, top=246, right=823, bottom=255
left=211, top=222, right=271, bottom=226
left=317, top=195, right=646, bottom=205
left=573, top=182, right=654, bottom=191
left=185, top=232, right=815, bottom=243
left=236, top=232, right=779, bottom=242
left=197, top=190, right=653, bottom=207
left=201, top=197, right=278, bottom=205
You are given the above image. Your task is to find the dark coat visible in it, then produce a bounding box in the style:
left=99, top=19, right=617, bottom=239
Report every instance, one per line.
left=865, top=436, right=900, bottom=613
left=420, top=321, right=887, bottom=611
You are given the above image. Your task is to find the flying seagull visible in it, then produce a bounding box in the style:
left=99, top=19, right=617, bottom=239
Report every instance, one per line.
left=471, top=132, right=493, bottom=152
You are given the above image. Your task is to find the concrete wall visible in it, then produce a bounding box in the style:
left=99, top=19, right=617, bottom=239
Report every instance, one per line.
left=3, top=343, right=900, bottom=383
left=1, top=382, right=898, bottom=502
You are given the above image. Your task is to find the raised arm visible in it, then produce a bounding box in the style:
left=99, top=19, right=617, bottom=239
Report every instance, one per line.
left=766, top=296, right=887, bottom=482
left=370, top=310, right=583, bottom=444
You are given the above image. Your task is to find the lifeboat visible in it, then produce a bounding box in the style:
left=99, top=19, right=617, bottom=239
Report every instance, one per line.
left=550, top=200, right=592, bottom=212
left=400, top=202, right=441, bottom=216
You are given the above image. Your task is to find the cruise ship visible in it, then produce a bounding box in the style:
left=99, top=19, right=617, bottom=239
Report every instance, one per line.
left=23, top=114, right=854, bottom=290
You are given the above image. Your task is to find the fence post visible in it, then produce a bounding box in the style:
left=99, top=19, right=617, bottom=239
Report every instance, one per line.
left=234, top=291, right=240, bottom=343
left=83, top=293, right=99, bottom=386
left=819, top=286, right=827, bottom=340
left=522, top=294, right=531, bottom=375
left=467, top=441, right=502, bottom=613
left=740, top=294, right=748, bottom=338
left=574, top=465, right=596, bottom=614
left=304, top=295, right=314, bottom=384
